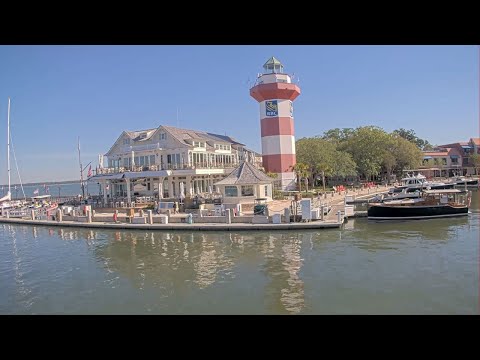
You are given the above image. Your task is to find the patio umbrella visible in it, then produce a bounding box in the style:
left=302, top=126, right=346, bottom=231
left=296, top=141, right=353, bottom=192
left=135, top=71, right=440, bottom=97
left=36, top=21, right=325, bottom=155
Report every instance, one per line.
left=158, top=182, right=163, bottom=199
left=179, top=182, right=185, bottom=200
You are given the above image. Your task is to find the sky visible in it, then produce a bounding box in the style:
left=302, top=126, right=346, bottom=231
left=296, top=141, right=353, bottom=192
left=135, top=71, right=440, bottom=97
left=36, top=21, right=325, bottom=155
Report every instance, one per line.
left=0, top=45, right=478, bottom=184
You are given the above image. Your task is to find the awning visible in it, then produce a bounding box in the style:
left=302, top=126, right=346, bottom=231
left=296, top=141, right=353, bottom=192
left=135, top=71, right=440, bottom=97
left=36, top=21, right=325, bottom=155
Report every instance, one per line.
left=423, top=156, right=432, bottom=160
left=461, top=145, right=472, bottom=149
left=450, top=155, right=460, bottom=158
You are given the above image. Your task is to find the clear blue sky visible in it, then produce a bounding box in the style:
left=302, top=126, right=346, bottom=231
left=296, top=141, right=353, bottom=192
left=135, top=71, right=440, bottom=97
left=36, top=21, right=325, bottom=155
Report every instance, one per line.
left=0, top=45, right=478, bottom=184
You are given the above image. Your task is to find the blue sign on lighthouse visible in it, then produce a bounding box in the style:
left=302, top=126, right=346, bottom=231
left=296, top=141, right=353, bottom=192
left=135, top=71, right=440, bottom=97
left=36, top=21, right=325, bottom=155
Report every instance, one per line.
left=265, top=100, right=278, bottom=116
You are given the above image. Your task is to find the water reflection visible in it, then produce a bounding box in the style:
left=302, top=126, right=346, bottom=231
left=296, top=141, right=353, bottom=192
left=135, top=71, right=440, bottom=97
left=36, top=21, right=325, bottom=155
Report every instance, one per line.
left=86, top=230, right=309, bottom=314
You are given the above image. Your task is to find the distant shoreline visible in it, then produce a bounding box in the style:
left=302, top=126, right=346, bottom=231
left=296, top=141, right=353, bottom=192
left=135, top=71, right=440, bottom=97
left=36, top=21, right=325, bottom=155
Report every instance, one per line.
left=0, top=180, right=80, bottom=187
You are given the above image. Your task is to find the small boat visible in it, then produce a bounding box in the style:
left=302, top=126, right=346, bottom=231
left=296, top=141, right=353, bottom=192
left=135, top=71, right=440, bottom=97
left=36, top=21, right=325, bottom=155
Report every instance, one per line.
left=367, top=189, right=470, bottom=220
left=389, top=173, right=454, bottom=194
left=372, top=187, right=423, bottom=203
left=448, top=175, right=479, bottom=187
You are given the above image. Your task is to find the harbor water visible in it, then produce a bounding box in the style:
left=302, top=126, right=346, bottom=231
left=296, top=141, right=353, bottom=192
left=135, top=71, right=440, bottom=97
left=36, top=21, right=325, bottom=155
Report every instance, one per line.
left=0, top=192, right=478, bottom=314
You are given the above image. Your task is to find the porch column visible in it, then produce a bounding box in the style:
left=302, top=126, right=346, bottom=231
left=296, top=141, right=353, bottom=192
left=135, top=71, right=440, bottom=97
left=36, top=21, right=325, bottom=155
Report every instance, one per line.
left=125, top=178, right=131, bottom=204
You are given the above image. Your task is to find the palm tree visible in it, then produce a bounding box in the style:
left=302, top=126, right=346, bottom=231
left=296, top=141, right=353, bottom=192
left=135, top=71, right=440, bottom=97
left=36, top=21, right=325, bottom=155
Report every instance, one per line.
left=290, top=163, right=310, bottom=192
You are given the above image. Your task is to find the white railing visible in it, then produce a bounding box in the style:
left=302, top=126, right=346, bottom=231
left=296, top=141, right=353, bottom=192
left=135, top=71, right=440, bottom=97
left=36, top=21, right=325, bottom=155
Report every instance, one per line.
left=122, top=144, right=161, bottom=152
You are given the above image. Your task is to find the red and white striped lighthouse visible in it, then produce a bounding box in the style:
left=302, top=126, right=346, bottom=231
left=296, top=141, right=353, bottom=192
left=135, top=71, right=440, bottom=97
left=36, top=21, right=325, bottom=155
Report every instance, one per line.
left=250, top=57, right=301, bottom=190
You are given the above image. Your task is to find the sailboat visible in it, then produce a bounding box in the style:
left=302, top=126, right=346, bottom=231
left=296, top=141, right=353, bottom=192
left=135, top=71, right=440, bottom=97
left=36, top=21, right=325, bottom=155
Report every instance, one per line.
left=0, top=97, right=12, bottom=203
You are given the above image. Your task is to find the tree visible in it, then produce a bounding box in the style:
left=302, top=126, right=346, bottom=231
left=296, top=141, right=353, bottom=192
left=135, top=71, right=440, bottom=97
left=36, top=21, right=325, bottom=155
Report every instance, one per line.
left=390, top=135, right=423, bottom=175
left=470, top=153, right=480, bottom=175
left=290, top=162, right=310, bottom=192
left=393, top=128, right=433, bottom=150
left=321, top=128, right=355, bottom=143
left=296, top=137, right=356, bottom=191
left=341, top=126, right=390, bottom=180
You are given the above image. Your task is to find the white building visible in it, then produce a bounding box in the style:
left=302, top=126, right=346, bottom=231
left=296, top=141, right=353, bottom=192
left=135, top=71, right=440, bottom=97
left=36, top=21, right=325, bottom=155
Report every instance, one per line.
left=89, top=125, right=262, bottom=206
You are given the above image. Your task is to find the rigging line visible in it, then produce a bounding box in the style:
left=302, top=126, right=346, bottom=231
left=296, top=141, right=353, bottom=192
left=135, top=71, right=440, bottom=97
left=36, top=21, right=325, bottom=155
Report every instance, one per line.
left=9, top=132, right=26, bottom=200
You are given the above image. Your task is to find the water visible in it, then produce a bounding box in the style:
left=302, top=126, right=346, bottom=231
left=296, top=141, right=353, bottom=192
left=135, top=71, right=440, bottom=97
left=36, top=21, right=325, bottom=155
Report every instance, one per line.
left=0, top=193, right=478, bottom=314
left=1, top=182, right=94, bottom=199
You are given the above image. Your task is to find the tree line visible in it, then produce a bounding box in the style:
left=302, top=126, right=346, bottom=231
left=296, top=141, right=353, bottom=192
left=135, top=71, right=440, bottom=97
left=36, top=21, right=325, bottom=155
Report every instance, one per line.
left=293, top=126, right=427, bottom=191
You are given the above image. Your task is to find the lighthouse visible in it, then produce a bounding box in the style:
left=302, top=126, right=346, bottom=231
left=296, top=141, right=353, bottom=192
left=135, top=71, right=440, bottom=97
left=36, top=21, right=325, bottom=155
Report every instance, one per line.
left=250, top=57, right=301, bottom=190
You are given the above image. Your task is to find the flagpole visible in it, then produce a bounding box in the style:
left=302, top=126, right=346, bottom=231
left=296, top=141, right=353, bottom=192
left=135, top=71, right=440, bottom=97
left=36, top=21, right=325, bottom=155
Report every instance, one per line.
left=78, top=136, right=85, bottom=199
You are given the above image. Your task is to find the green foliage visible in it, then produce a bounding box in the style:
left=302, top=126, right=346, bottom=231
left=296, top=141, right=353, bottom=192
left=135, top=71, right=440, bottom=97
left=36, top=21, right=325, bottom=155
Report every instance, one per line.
left=470, top=153, right=480, bottom=175
left=296, top=136, right=357, bottom=191
left=321, top=128, right=355, bottom=142
left=393, top=128, right=432, bottom=150
left=297, top=126, right=424, bottom=182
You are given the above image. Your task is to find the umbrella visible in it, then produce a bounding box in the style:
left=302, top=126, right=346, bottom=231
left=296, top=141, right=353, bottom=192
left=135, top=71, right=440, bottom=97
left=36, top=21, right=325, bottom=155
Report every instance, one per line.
left=179, top=182, right=185, bottom=200
left=158, top=182, right=163, bottom=199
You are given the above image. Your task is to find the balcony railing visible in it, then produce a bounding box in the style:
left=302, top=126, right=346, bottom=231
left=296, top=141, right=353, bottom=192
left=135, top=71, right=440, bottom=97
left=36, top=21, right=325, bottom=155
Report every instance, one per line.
left=95, top=163, right=237, bottom=175
left=122, top=144, right=161, bottom=152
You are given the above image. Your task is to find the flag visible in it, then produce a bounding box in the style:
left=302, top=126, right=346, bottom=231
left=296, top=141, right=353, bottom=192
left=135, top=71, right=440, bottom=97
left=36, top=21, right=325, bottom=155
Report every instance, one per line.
left=87, top=165, right=92, bottom=177
left=33, top=188, right=39, bottom=195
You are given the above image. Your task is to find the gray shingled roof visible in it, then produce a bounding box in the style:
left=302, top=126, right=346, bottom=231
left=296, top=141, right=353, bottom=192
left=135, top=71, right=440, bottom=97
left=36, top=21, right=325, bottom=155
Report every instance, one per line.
left=163, top=125, right=246, bottom=149
left=214, top=161, right=273, bottom=186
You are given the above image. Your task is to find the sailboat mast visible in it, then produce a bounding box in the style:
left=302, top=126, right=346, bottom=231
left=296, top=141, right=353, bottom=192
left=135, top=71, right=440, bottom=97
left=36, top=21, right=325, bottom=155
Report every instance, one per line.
left=78, top=136, right=85, bottom=199
left=7, top=97, right=11, bottom=195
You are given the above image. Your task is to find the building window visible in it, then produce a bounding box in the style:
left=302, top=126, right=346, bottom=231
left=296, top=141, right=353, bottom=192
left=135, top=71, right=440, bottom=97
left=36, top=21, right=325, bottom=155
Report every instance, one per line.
left=434, top=158, right=440, bottom=166
left=150, top=155, right=155, bottom=166
left=159, top=133, right=166, bottom=140
left=442, top=158, right=447, bottom=165
left=451, top=157, right=458, bottom=164
left=225, top=186, right=238, bottom=197
left=463, top=157, right=469, bottom=165
left=264, top=185, right=268, bottom=197
left=241, top=185, right=254, bottom=196
left=123, top=138, right=130, bottom=145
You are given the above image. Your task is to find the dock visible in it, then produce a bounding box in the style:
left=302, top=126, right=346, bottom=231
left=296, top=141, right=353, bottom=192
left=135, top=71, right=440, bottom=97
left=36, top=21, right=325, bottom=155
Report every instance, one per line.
left=0, top=186, right=390, bottom=231
left=0, top=217, right=342, bottom=231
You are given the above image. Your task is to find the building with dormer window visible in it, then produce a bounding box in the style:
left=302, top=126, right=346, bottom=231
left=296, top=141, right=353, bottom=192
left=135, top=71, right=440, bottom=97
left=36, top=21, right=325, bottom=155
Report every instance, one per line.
left=89, top=125, right=262, bottom=205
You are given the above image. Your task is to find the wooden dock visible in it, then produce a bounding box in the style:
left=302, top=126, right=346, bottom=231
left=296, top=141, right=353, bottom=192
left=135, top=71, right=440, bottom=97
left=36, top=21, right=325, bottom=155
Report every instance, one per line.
left=0, top=217, right=343, bottom=231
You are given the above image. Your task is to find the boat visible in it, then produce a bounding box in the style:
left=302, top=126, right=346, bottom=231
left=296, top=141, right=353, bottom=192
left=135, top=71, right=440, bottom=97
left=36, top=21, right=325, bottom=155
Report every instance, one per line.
left=0, top=98, right=44, bottom=217
left=371, top=187, right=423, bottom=203
left=0, top=98, right=13, bottom=210
left=447, top=174, right=479, bottom=188
left=367, top=189, right=470, bottom=220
